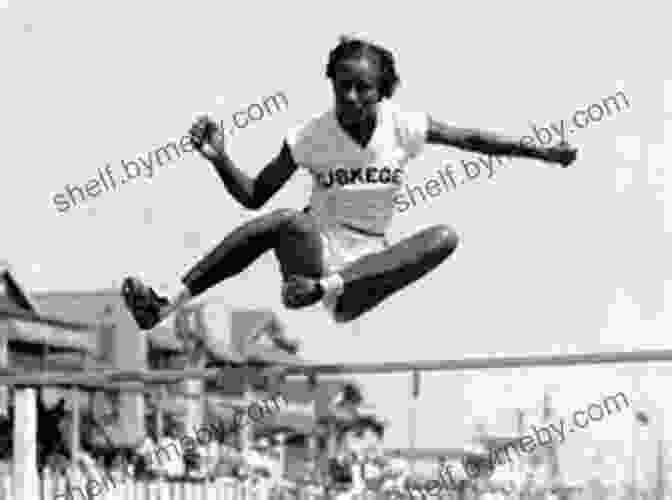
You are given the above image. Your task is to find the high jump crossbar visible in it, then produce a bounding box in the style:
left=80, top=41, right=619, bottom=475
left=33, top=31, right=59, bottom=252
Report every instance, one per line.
left=0, top=348, right=671, bottom=387
left=280, top=348, right=672, bottom=376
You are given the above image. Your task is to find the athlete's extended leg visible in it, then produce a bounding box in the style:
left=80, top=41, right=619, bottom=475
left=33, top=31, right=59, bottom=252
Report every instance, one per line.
left=337, top=225, right=458, bottom=321
left=182, top=209, right=326, bottom=295
left=335, top=225, right=458, bottom=322
left=284, top=225, right=458, bottom=323
left=122, top=209, right=326, bottom=330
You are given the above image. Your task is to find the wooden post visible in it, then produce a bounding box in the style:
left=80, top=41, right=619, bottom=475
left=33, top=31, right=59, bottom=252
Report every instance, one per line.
left=327, top=421, right=337, bottom=458
left=323, top=420, right=338, bottom=488
left=307, top=433, right=319, bottom=482
left=154, top=361, right=167, bottom=481
left=156, top=385, right=166, bottom=436
left=238, top=384, right=253, bottom=454
left=0, top=325, right=7, bottom=417
left=155, top=356, right=165, bottom=441
left=274, top=432, right=287, bottom=478
left=13, top=387, right=38, bottom=500
left=69, top=386, right=80, bottom=459
left=182, top=378, right=203, bottom=446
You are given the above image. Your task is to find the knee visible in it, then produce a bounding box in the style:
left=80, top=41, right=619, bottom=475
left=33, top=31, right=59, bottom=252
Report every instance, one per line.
left=271, top=208, right=300, bottom=224
left=274, top=208, right=319, bottom=237
left=429, top=225, right=459, bottom=256
left=333, top=309, right=356, bottom=324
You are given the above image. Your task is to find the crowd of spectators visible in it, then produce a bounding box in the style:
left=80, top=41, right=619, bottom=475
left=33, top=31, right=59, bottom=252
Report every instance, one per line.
left=0, top=399, right=288, bottom=496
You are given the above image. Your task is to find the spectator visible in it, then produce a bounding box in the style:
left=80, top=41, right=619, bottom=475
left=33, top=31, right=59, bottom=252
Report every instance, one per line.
left=379, top=454, right=410, bottom=494
left=245, top=438, right=273, bottom=482
left=153, top=422, right=186, bottom=479
left=332, top=414, right=387, bottom=494
left=199, top=437, right=221, bottom=479
left=135, top=434, right=159, bottom=479
left=43, top=452, right=70, bottom=478
left=267, top=435, right=285, bottom=487
left=108, top=449, right=134, bottom=484
left=215, top=434, right=243, bottom=478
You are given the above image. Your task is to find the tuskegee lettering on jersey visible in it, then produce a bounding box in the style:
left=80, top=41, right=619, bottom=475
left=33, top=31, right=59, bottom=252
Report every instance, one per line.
left=286, top=99, right=429, bottom=236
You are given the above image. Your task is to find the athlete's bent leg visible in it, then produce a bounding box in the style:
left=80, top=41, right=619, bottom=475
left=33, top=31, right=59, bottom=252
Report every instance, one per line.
left=333, top=225, right=458, bottom=322
left=182, top=208, right=325, bottom=295
left=122, top=209, right=326, bottom=330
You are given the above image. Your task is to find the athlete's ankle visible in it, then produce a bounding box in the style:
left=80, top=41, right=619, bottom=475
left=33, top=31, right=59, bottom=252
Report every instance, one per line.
left=158, top=304, right=173, bottom=320
left=171, top=288, right=192, bottom=308
left=319, top=273, right=345, bottom=298
left=159, top=287, right=192, bottom=319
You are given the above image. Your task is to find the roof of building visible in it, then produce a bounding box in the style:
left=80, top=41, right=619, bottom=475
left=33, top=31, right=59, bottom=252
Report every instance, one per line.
left=0, top=263, right=102, bottom=356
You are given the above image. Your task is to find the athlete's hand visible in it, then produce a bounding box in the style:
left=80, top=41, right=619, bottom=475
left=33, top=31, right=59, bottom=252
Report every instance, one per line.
left=544, top=142, right=577, bottom=167
left=189, top=115, right=231, bottom=161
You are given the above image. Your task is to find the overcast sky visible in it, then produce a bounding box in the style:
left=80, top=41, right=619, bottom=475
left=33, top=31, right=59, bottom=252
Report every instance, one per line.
left=2, top=0, right=671, bottom=486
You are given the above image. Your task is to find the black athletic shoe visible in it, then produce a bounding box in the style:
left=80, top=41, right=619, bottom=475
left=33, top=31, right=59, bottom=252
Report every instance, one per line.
left=121, top=277, right=169, bottom=330
left=281, top=275, right=324, bottom=309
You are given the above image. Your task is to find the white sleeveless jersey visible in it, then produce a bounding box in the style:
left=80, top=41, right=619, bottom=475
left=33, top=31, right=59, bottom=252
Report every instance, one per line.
left=286, top=100, right=429, bottom=236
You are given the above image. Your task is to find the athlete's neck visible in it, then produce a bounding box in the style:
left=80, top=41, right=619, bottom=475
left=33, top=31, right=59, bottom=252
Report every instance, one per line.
left=336, top=112, right=378, bottom=148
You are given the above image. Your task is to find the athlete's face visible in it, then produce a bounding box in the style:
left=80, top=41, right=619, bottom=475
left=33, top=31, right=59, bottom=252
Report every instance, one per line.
left=332, top=56, right=382, bottom=126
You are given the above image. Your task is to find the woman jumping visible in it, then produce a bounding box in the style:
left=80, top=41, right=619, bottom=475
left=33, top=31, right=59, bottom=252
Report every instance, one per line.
left=122, top=35, right=577, bottom=332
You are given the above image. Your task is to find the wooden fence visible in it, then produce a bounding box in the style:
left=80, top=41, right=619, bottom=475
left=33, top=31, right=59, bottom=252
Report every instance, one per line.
left=0, top=475, right=270, bottom=500
left=0, top=475, right=594, bottom=500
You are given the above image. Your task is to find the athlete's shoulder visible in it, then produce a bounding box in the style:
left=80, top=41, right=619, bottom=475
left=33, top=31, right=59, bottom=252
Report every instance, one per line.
left=381, top=100, right=429, bottom=157
left=380, top=99, right=404, bottom=116
left=381, top=99, right=429, bottom=133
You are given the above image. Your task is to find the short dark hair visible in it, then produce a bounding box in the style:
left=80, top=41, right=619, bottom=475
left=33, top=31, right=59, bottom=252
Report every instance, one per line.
left=326, top=35, right=400, bottom=99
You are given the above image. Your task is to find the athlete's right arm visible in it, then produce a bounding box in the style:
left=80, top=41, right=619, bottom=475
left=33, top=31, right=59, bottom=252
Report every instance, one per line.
left=189, top=116, right=298, bottom=210
left=208, top=142, right=298, bottom=210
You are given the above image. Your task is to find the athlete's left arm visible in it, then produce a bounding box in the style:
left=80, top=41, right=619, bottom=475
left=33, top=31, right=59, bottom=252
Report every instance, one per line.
left=425, top=116, right=577, bottom=167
